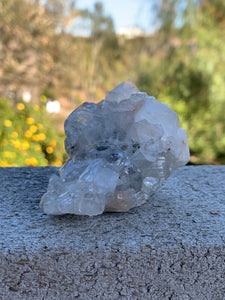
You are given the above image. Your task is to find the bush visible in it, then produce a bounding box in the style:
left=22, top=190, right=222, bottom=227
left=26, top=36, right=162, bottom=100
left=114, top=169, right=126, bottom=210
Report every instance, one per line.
left=0, top=98, right=66, bottom=166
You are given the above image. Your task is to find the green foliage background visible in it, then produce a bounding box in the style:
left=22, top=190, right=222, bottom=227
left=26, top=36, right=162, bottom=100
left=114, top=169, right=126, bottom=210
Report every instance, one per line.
left=0, top=0, right=225, bottom=166
left=0, top=98, right=65, bottom=166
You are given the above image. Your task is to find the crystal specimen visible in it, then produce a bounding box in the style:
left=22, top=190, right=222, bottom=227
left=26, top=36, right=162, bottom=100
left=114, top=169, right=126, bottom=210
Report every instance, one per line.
left=40, top=80, right=190, bottom=216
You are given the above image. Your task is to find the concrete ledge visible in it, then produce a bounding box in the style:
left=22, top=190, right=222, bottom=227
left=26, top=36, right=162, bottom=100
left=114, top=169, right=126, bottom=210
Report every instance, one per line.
left=0, top=166, right=225, bottom=299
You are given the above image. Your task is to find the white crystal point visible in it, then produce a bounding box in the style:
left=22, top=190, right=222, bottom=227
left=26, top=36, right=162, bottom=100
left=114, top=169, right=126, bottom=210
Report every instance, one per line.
left=40, top=80, right=190, bottom=216
left=105, top=79, right=139, bottom=103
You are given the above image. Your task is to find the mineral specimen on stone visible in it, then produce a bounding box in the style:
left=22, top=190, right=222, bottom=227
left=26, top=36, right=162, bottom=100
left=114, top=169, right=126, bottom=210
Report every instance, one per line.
left=40, top=79, right=190, bottom=216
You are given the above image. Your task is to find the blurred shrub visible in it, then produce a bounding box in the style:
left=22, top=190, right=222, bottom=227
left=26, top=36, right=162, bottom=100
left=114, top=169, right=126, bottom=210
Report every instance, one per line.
left=137, top=52, right=225, bottom=164
left=0, top=98, right=66, bottom=166
left=136, top=0, right=225, bottom=165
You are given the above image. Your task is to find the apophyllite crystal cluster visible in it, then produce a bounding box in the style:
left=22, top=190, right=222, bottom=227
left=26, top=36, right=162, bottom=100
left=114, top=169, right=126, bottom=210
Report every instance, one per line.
left=40, top=80, right=190, bottom=216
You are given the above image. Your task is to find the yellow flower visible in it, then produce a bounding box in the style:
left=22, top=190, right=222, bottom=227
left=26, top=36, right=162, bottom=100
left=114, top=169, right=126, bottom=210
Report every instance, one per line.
left=50, top=139, right=57, bottom=147
left=3, top=151, right=16, bottom=159
left=0, top=160, right=12, bottom=167
left=40, top=95, right=47, bottom=102
left=25, top=158, right=31, bottom=165
left=38, top=133, right=46, bottom=141
left=25, top=130, right=33, bottom=138
left=25, top=157, right=39, bottom=166
left=34, top=105, right=40, bottom=111
left=25, top=117, right=34, bottom=125
left=4, top=120, right=12, bottom=127
left=21, top=140, right=30, bottom=150
left=11, top=131, right=18, bottom=138
left=0, top=130, right=2, bottom=136
left=54, top=159, right=62, bottom=166
left=32, top=134, right=39, bottom=142
left=31, top=157, right=39, bottom=166
left=37, top=123, right=43, bottom=130
left=32, top=133, right=46, bottom=142
left=46, top=146, right=53, bottom=154
left=17, top=103, right=25, bottom=110
left=12, top=139, right=20, bottom=149
left=30, top=125, right=37, bottom=133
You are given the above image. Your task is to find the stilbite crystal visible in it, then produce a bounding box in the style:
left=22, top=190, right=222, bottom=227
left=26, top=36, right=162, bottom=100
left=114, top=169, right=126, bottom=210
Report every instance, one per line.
left=40, top=80, right=190, bottom=216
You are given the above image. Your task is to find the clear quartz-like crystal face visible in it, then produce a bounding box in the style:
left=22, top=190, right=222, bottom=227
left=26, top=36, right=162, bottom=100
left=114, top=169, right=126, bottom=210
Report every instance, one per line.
left=40, top=80, right=190, bottom=216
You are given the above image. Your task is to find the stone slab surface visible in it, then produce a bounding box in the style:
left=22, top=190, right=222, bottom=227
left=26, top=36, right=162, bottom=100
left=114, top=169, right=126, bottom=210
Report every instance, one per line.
left=0, top=166, right=225, bottom=299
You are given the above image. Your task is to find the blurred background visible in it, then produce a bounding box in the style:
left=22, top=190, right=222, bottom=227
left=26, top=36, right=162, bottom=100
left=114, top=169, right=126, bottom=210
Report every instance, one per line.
left=0, top=0, right=224, bottom=167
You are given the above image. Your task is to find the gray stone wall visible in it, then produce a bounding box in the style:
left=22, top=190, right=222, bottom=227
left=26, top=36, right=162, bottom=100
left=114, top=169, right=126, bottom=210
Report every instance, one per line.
left=0, top=166, right=225, bottom=299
